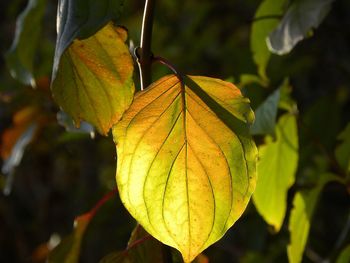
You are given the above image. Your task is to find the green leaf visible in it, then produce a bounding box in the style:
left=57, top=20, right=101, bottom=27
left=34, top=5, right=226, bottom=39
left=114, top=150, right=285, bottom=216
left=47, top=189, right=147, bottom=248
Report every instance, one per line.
left=5, top=0, right=47, bottom=87
left=337, top=245, right=350, bottom=263
left=113, top=75, right=257, bottom=262
left=287, top=173, right=337, bottom=263
left=253, top=113, right=299, bottom=231
left=53, top=0, right=124, bottom=79
left=51, top=23, right=135, bottom=135
left=250, top=88, right=280, bottom=136
left=238, top=74, right=267, bottom=88
left=335, top=123, right=350, bottom=173
left=267, top=0, right=335, bottom=55
left=250, top=0, right=287, bottom=81
left=48, top=214, right=92, bottom=263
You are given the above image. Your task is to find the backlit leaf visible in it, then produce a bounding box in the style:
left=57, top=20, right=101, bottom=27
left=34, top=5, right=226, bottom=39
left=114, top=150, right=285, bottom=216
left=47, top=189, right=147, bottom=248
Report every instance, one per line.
left=250, top=88, right=280, bottom=136
left=51, top=23, right=135, bottom=135
left=250, top=0, right=287, bottom=81
left=253, top=113, right=299, bottom=231
left=287, top=173, right=337, bottom=263
left=113, top=75, right=257, bottom=262
left=335, top=123, right=350, bottom=173
left=53, top=0, right=125, bottom=79
left=238, top=74, right=266, bottom=88
left=267, top=0, right=335, bottom=55
left=5, top=0, right=47, bottom=87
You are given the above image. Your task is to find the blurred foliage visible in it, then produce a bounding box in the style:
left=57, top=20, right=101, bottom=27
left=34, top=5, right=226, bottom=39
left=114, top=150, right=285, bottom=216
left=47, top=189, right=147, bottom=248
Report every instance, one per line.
left=0, top=0, right=349, bottom=262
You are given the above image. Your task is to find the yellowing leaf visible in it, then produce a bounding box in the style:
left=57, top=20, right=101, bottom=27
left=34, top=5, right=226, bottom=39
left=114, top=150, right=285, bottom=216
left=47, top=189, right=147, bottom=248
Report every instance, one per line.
left=51, top=23, right=135, bottom=135
left=253, top=114, right=299, bottom=231
left=113, top=75, right=257, bottom=262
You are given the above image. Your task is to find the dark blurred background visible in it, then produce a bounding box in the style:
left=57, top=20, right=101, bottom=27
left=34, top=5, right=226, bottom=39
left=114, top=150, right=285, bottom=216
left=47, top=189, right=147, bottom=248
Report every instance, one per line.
left=0, top=0, right=349, bottom=262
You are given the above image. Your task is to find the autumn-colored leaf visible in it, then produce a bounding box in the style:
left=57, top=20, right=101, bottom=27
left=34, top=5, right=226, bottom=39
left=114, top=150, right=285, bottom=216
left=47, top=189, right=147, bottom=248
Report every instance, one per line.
left=1, top=106, right=40, bottom=160
left=113, top=75, right=257, bottom=262
left=51, top=23, right=135, bottom=135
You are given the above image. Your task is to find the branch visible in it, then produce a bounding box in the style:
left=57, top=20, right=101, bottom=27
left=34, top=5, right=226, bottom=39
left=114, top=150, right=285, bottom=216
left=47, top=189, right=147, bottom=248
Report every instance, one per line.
left=82, top=188, right=118, bottom=220
left=138, top=0, right=156, bottom=90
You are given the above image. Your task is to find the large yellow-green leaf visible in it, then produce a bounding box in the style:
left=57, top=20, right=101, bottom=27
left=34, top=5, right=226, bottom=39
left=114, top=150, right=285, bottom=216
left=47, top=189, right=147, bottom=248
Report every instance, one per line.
left=51, top=23, right=135, bottom=135
left=253, top=113, right=299, bottom=232
left=287, top=173, right=338, bottom=263
left=113, top=75, right=257, bottom=262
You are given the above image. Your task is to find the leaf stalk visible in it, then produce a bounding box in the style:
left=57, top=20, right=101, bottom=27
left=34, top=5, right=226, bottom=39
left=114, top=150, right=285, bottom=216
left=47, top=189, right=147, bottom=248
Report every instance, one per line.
left=138, top=0, right=156, bottom=90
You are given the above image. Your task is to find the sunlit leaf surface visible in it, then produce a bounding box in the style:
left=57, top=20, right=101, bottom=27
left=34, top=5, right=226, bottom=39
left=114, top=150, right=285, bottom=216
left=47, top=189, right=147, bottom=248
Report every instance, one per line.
left=287, top=173, right=337, bottom=263
left=253, top=114, right=299, bottom=231
left=113, top=75, right=257, bottom=262
left=52, top=23, right=135, bottom=135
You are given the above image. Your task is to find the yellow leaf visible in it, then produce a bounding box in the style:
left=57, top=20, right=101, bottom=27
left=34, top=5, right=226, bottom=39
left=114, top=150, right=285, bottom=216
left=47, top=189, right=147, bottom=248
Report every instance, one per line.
left=51, top=22, right=135, bottom=135
left=113, top=75, right=257, bottom=262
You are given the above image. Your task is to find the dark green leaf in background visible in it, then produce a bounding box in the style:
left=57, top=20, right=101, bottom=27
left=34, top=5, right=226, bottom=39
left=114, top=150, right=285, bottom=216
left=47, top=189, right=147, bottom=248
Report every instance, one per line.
left=250, top=88, right=280, bottom=136
left=52, top=0, right=125, bottom=80
left=250, top=0, right=287, bottom=82
left=267, top=0, right=335, bottom=55
left=5, top=0, right=47, bottom=87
